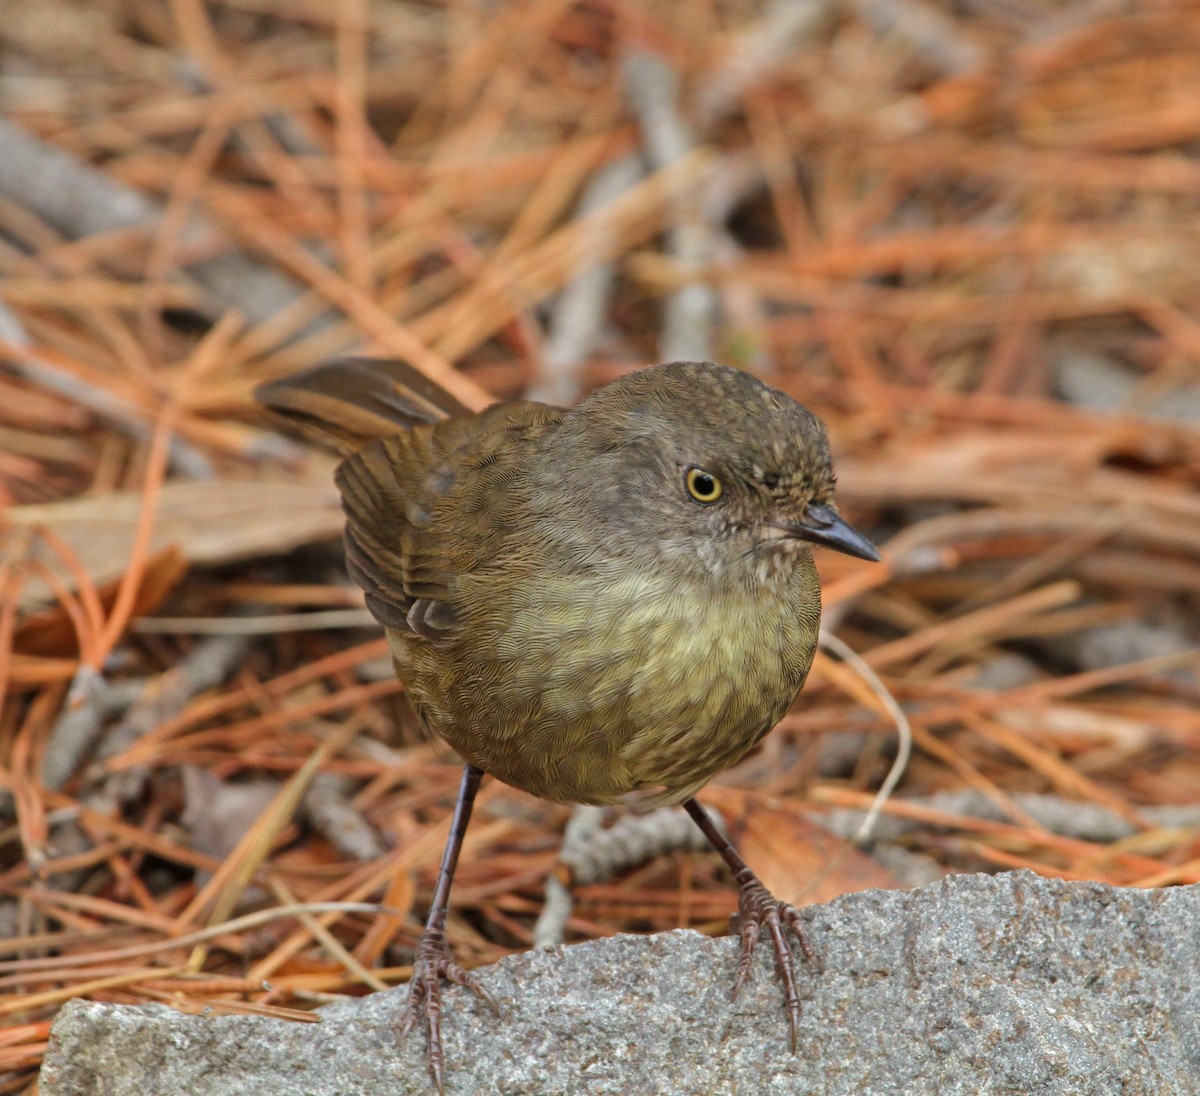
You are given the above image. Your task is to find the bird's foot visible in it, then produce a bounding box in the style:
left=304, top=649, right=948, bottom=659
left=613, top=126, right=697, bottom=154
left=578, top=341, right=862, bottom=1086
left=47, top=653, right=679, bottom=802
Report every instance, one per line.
left=731, top=874, right=817, bottom=1053
left=398, top=928, right=496, bottom=1094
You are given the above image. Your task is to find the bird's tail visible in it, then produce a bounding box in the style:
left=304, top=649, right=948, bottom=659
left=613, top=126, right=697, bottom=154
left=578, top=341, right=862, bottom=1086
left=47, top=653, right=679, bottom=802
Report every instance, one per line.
left=254, top=357, right=472, bottom=454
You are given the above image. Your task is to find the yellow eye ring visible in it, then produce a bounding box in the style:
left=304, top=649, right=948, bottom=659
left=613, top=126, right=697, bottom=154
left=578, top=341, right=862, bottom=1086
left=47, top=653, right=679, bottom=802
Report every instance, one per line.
left=685, top=466, right=723, bottom=504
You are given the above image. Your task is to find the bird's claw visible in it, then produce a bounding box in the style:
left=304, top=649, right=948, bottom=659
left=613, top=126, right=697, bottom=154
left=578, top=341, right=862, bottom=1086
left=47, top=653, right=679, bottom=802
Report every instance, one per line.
left=398, top=931, right=495, bottom=1094
left=732, top=876, right=816, bottom=1053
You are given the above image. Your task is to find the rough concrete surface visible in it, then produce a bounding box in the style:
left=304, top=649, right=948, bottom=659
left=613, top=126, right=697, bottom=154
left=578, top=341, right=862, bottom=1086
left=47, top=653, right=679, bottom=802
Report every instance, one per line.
left=40, top=872, right=1200, bottom=1095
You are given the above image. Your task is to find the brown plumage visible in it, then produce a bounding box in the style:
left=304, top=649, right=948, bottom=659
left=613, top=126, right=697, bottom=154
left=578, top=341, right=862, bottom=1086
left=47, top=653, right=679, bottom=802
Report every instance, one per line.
left=256, top=358, right=880, bottom=1093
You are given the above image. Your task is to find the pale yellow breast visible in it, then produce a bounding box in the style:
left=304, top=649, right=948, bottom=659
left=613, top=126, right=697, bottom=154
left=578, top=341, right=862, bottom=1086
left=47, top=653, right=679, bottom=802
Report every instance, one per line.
left=396, top=556, right=821, bottom=805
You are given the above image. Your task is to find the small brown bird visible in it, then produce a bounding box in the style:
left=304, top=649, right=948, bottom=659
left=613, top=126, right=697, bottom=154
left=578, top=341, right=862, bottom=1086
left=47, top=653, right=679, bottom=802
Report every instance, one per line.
left=257, top=359, right=879, bottom=1092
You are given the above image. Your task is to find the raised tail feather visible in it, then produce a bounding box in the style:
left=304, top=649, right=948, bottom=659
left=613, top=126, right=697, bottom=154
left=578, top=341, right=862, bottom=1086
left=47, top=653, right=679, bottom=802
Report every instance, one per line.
left=254, top=358, right=472, bottom=453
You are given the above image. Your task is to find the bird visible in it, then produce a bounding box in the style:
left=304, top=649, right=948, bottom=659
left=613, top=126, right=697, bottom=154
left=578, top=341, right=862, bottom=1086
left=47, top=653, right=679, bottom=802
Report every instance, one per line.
left=256, top=357, right=880, bottom=1092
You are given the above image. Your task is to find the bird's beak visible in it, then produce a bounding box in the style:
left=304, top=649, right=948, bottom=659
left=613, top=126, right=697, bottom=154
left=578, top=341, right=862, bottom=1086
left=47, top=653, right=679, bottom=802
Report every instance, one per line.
left=779, top=502, right=881, bottom=562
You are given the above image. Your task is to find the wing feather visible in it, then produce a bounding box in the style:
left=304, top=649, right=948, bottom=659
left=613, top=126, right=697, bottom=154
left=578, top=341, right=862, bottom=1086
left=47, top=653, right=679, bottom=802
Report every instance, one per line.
left=334, top=401, right=564, bottom=635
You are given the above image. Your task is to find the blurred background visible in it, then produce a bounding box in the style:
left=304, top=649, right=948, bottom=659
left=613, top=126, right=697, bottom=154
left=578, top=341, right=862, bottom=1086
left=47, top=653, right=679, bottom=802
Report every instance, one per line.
left=1, top=0, right=1199, bottom=1087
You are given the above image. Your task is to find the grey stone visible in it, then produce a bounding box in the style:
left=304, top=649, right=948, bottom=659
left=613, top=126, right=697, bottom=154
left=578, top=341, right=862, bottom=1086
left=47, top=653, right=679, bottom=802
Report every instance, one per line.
left=40, top=872, right=1200, bottom=1095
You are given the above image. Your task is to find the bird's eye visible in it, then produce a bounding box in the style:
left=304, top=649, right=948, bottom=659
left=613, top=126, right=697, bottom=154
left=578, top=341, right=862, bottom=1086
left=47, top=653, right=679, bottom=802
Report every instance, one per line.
left=685, top=466, right=723, bottom=504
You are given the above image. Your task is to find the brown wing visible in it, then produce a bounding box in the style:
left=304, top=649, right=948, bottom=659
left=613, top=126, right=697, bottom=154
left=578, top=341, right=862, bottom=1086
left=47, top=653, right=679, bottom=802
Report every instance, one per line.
left=255, top=357, right=474, bottom=454
left=335, top=401, right=564, bottom=637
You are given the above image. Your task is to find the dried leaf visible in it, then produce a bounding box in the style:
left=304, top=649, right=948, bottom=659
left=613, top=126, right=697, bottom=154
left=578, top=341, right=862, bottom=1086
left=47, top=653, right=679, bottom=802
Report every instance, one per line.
left=704, top=786, right=900, bottom=906
left=5, top=473, right=341, bottom=610
left=15, top=545, right=186, bottom=656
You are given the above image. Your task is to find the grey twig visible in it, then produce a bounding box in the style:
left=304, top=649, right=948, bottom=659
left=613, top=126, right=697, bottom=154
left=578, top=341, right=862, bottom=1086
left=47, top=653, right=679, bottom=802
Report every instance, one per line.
left=534, top=805, right=603, bottom=948
left=0, top=279, right=212, bottom=476
left=694, top=0, right=836, bottom=127
left=527, top=155, right=645, bottom=407
left=849, top=0, right=984, bottom=76
left=562, top=806, right=726, bottom=887
left=33, top=631, right=255, bottom=895
left=817, top=790, right=1200, bottom=845
left=0, top=118, right=326, bottom=338
left=132, top=609, right=376, bottom=635
left=534, top=805, right=727, bottom=949
left=301, top=771, right=387, bottom=862
left=83, top=631, right=254, bottom=809
left=39, top=679, right=148, bottom=795
left=623, top=50, right=718, bottom=364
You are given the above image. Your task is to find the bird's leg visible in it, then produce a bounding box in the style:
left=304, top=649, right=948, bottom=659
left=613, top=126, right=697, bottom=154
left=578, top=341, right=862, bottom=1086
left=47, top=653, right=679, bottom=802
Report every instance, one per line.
left=682, top=797, right=816, bottom=1052
left=399, top=763, right=495, bottom=1094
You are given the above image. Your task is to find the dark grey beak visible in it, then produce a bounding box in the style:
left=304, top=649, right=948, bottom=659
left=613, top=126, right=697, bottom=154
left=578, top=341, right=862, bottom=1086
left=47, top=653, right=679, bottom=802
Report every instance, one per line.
left=784, top=502, right=881, bottom=562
